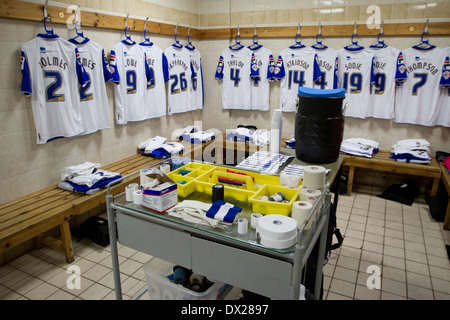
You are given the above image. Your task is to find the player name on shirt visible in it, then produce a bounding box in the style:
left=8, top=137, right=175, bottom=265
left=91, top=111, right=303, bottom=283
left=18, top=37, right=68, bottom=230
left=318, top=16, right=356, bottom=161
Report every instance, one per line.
left=405, top=60, right=440, bottom=75
left=38, top=56, right=68, bottom=70
left=168, top=58, right=189, bottom=71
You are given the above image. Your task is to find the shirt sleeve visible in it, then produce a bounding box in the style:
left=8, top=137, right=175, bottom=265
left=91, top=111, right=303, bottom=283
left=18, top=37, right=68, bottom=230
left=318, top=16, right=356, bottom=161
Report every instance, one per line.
left=102, top=49, right=112, bottom=83
left=267, top=54, right=275, bottom=81
left=273, top=55, right=285, bottom=81
left=395, top=51, right=407, bottom=86
left=439, top=56, right=450, bottom=87
left=75, top=48, right=90, bottom=87
left=109, top=49, right=120, bottom=84
left=333, top=56, right=339, bottom=89
left=20, top=50, right=32, bottom=95
left=250, top=53, right=259, bottom=79
left=370, top=56, right=376, bottom=84
left=190, top=60, right=197, bottom=79
left=312, top=54, right=321, bottom=82
left=162, top=53, right=169, bottom=82
left=214, top=55, right=224, bottom=80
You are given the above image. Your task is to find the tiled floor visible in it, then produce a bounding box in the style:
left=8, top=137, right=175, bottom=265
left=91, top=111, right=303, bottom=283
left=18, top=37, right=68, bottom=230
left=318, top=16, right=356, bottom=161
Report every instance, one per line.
left=0, top=183, right=449, bottom=300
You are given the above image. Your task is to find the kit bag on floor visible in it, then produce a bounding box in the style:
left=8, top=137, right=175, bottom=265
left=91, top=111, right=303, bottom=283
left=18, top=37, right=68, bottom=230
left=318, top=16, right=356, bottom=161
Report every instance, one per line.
left=72, top=216, right=110, bottom=247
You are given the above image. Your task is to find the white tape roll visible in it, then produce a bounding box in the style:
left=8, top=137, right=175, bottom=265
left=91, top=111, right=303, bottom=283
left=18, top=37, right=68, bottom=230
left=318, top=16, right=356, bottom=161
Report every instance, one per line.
left=133, top=190, right=143, bottom=205
left=125, top=184, right=136, bottom=202
left=256, top=214, right=298, bottom=241
left=160, top=163, right=171, bottom=175
left=140, top=169, right=153, bottom=186
left=259, top=232, right=297, bottom=249
left=305, top=196, right=318, bottom=206
left=238, top=218, right=248, bottom=235
left=190, top=273, right=205, bottom=285
left=250, top=213, right=263, bottom=229
left=300, top=188, right=321, bottom=201
left=303, top=165, right=326, bottom=190
left=291, top=201, right=313, bottom=229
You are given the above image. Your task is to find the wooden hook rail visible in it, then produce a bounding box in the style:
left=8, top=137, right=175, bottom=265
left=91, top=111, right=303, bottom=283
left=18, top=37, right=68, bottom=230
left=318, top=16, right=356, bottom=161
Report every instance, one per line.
left=1, top=0, right=449, bottom=40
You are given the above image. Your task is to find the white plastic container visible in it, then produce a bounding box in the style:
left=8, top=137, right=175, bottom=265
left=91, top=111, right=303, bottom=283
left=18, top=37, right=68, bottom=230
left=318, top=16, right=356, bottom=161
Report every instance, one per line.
left=143, top=258, right=227, bottom=300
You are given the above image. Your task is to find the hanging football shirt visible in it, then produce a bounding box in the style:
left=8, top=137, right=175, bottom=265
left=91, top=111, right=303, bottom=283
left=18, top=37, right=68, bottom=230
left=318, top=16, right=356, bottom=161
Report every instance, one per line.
left=248, top=45, right=275, bottom=111
left=110, top=41, right=151, bottom=124
left=273, top=47, right=321, bottom=112
left=165, top=45, right=196, bottom=115
left=215, top=46, right=259, bottom=110
left=435, top=46, right=450, bottom=127
left=394, top=47, right=446, bottom=126
left=186, top=46, right=204, bottom=110
left=366, top=46, right=407, bottom=119
left=140, top=43, right=169, bottom=118
left=311, top=47, right=339, bottom=90
left=337, top=48, right=376, bottom=119
left=21, top=34, right=90, bottom=144
left=69, top=38, right=112, bottom=134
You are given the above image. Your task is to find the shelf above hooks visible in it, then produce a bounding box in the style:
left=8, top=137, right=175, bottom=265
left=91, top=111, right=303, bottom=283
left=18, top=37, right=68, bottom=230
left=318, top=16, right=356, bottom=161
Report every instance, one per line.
left=1, top=0, right=449, bottom=40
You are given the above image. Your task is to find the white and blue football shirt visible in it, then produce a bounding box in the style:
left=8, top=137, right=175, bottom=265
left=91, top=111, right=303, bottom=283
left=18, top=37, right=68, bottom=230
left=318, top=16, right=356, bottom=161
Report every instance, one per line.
left=21, top=34, right=90, bottom=144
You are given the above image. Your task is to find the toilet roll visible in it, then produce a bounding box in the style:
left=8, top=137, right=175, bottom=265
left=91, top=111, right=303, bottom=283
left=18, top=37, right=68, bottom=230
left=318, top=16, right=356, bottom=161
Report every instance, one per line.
left=300, top=188, right=321, bottom=201
left=303, top=166, right=326, bottom=190
left=126, top=184, right=138, bottom=202
left=291, top=201, right=313, bottom=229
left=238, top=218, right=248, bottom=235
left=133, top=190, right=142, bottom=205
left=256, top=214, right=298, bottom=241
left=250, top=213, right=263, bottom=229
left=160, top=164, right=171, bottom=175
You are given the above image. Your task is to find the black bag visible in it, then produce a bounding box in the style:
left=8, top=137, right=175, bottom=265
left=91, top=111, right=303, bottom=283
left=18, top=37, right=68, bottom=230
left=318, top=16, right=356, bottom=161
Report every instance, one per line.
left=377, top=181, right=419, bottom=206
left=302, top=203, right=343, bottom=299
left=72, top=216, right=110, bottom=247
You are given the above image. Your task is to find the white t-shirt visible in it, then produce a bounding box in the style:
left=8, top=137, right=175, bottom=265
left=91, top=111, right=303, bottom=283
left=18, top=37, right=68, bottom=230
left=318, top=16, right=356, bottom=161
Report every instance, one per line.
left=20, top=35, right=90, bottom=144
left=140, top=42, right=169, bottom=118
left=248, top=45, right=274, bottom=111
left=186, top=46, right=204, bottom=110
left=394, top=47, right=446, bottom=126
left=337, top=48, right=376, bottom=119
left=165, top=45, right=196, bottom=115
left=273, top=47, right=321, bottom=112
left=215, top=46, right=259, bottom=110
left=69, top=38, right=112, bottom=134
left=366, top=46, right=407, bottom=119
left=311, top=47, right=339, bottom=90
left=110, top=41, right=151, bottom=124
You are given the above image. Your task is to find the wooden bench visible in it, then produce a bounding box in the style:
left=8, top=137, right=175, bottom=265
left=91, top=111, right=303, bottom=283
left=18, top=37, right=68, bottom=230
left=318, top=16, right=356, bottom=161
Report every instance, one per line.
left=439, top=162, right=450, bottom=230
left=0, top=140, right=210, bottom=263
left=343, top=150, right=442, bottom=197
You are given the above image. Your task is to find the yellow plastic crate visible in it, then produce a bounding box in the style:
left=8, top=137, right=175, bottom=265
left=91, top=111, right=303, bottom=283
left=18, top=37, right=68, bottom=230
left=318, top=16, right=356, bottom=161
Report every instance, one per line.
left=248, top=185, right=300, bottom=216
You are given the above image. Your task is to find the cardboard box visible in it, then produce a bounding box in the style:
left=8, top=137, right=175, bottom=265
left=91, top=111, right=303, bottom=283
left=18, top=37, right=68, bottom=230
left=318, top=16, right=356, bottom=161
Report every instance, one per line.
left=141, top=169, right=178, bottom=213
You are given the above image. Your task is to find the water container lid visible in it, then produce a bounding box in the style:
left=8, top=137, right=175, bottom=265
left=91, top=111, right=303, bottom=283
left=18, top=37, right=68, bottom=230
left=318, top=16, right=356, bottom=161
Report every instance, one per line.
left=298, top=87, right=346, bottom=98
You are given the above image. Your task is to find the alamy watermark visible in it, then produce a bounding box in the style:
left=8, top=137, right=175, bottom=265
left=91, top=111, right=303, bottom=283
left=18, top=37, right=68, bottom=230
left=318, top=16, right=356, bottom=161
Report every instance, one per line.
left=366, top=265, right=381, bottom=290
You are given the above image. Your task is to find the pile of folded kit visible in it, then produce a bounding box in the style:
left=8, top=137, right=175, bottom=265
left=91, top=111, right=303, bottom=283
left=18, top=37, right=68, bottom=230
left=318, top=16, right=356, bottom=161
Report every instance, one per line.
left=58, top=162, right=122, bottom=194
left=390, top=139, right=431, bottom=164
left=340, top=138, right=380, bottom=158
left=173, top=125, right=216, bottom=144
left=138, top=136, right=185, bottom=159
left=226, top=126, right=270, bottom=147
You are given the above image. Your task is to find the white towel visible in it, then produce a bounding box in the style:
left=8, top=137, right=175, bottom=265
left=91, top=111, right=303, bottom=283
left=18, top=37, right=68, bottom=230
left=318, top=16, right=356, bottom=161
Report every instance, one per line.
left=61, top=161, right=101, bottom=181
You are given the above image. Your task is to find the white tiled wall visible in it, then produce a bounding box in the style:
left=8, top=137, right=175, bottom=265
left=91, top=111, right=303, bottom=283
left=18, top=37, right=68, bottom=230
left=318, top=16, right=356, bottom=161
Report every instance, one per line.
left=0, top=0, right=449, bottom=203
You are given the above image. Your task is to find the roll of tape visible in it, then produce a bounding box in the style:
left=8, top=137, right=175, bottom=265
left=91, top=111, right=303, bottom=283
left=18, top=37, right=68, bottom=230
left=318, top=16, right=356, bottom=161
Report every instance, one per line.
left=269, top=192, right=286, bottom=202
left=303, top=165, right=326, bottom=190
left=140, top=169, right=152, bottom=186
left=125, top=184, right=135, bottom=202
left=212, top=184, right=224, bottom=203
left=259, top=232, right=297, bottom=249
left=291, top=201, right=313, bottom=229
left=160, top=163, right=171, bottom=175
left=300, top=188, right=321, bottom=201
left=190, top=273, right=205, bottom=285
left=238, top=218, right=248, bottom=235
left=256, top=214, right=298, bottom=241
left=133, top=190, right=142, bottom=205
left=305, top=196, right=318, bottom=205
left=250, top=213, right=263, bottom=229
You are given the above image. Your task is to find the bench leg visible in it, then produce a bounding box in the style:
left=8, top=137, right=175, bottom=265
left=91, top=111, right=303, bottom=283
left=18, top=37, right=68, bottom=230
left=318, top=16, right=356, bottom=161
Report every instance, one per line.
left=346, top=166, right=355, bottom=196
left=431, top=178, right=440, bottom=196
left=444, top=200, right=450, bottom=231
left=60, top=220, right=74, bottom=263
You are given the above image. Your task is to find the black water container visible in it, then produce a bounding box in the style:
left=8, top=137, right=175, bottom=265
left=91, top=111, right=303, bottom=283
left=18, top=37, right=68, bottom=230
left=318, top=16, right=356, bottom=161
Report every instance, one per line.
left=295, top=87, right=346, bottom=163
